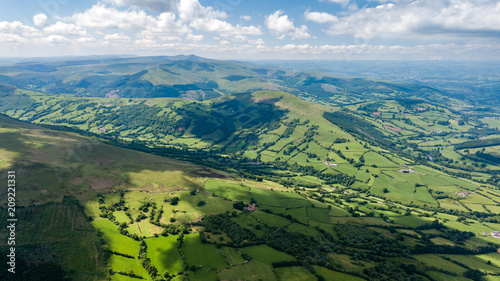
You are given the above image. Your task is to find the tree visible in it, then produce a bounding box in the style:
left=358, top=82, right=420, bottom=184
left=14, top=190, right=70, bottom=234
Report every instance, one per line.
left=463, top=269, right=484, bottom=281
left=233, top=201, right=245, bottom=211
left=170, top=196, right=180, bottom=205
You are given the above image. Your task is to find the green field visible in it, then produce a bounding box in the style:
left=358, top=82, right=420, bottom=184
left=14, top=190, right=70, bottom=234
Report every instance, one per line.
left=218, top=259, right=277, bottom=281
left=306, top=207, right=331, bottom=223
left=442, top=255, right=500, bottom=274
left=93, top=219, right=140, bottom=257
left=109, top=255, right=150, bottom=280
left=182, top=233, right=227, bottom=269
left=240, top=245, right=296, bottom=265
left=205, top=179, right=251, bottom=202
left=414, top=254, right=468, bottom=275
left=252, top=211, right=291, bottom=227
left=274, top=267, right=317, bottom=281
left=145, top=236, right=184, bottom=276
left=221, top=247, right=246, bottom=266
left=313, top=266, right=366, bottom=281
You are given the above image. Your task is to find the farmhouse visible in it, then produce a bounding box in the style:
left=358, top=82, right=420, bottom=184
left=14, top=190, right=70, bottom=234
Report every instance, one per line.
left=245, top=203, right=256, bottom=212
left=455, top=191, right=474, bottom=197
left=398, top=168, right=415, bottom=173
left=324, top=161, right=338, bottom=166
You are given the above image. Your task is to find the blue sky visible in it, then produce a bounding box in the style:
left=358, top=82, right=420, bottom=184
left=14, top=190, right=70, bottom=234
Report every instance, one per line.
left=0, top=0, right=499, bottom=60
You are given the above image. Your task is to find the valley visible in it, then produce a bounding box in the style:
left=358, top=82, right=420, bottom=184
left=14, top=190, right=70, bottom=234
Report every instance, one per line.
left=0, top=56, right=500, bottom=281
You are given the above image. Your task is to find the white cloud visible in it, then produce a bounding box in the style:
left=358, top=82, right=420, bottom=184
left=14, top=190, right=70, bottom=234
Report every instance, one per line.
left=178, top=0, right=227, bottom=22
left=0, top=34, right=28, bottom=43
left=178, top=0, right=261, bottom=36
left=76, top=37, right=96, bottom=43
left=39, top=35, right=70, bottom=44
left=326, top=0, right=500, bottom=38
left=105, top=0, right=177, bottom=12
left=320, top=0, right=350, bottom=5
left=44, top=21, right=86, bottom=36
left=136, top=12, right=190, bottom=42
left=278, top=44, right=312, bottom=52
left=248, top=38, right=265, bottom=45
left=266, top=10, right=311, bottom=39
left=240, top=15, right=252, bottom=21
left=104, top=33, right=130, bottom=41
left=186, top=34, right=204, bottom=41
left=0, top=21, right=40, bottom=36
left=304, top=11, right=339, bottom=23
left=72, top=4, right=155, bottom=29
left=33, top=14, right=48, bottom=27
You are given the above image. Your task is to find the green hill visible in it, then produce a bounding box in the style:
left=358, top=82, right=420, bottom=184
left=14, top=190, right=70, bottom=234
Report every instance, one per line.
left=1, top=56, right=500, bottom=281
left=0, top=56, right=447, bottom=104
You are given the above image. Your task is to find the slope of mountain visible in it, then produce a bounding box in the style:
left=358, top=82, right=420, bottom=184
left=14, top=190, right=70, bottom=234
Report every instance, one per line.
left=0, top=56, right=450, bottom=105
left=2, top=101, right=500, bottom=281
left=1, top=56, right=500, bottom=281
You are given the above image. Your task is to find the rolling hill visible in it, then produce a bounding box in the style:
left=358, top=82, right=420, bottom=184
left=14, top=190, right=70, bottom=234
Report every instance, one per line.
left=0, top=55, right=448, bottom=105
left=1, top=56, right=500, bottom=281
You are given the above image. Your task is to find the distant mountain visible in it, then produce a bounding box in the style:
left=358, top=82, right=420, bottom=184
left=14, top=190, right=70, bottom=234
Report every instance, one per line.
left=0, top=55, right=448, bottom=105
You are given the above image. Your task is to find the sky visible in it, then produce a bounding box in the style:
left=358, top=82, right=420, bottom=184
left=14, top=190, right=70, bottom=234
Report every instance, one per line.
left=0, top=0, right=499, bottom=60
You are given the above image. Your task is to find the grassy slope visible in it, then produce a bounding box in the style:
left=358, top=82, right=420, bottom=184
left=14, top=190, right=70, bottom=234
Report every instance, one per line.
left=1, top=84, right=500, bottom=280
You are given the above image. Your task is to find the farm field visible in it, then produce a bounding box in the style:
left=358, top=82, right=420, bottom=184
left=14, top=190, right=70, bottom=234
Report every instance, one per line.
left=146, top=236, right=184, bottom=276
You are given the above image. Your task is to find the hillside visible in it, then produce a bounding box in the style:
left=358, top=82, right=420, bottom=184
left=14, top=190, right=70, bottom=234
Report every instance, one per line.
left=1, top=56, right=500, bottom=281
left=0, top=113, right=242, bottom=280
left=3, top=112, right=500, bottom=281
left=0, top=56, right=448, bottom=105
left=1, top=85, right=498, bottom=188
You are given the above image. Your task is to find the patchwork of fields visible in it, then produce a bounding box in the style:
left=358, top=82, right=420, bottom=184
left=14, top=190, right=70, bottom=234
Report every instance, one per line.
left=1, top=82, right=500, bottom=280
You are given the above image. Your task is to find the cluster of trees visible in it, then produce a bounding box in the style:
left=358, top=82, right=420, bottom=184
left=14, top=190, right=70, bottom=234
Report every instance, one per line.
left=138, top=239, right=160, bottom=279
left=200, top=214, right=259, bottom=247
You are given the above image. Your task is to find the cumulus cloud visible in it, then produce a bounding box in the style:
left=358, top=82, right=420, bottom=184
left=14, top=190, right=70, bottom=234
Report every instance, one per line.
left=0, top=34, right=28, bottom=43
left=266, top=10, right=311, bottom=39
left=72, top=4, right=155, bottom=29
left=178, top=0, right=261, bottom=36
left=104, top=33, right=130, bottom=41
left=186, top=34, right=204, bottom=41
left=33, top=14, right=48, bottom=27
left=44, top=22, right=86, bottom=36
left=320, top=0, right=350, bottom=5
left=326, top=0, right=500, bottom=38
left=0, top=21, right=40, bottom=36
left=136, top=12, right=190, bottom=43
left=240, top=15, right=252, bottom=21
left=304, top=11, right=339, bottom=23
left=105, top=0, right=177, bottom=12
left=178, top=0, right=227, bottom=22
left=39, top=35, right=70, bottom=44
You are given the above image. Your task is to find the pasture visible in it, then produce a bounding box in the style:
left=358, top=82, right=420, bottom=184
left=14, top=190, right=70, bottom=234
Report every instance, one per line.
left=182, top=233, right=227, bottom=269
left=274, top=267, right=317, bottom=281
left=93, top=219, right=140, bottom=257
left=218, top=260, right=277, bottom=281
left=145, top=236, right=184, bottom=276
left=240, top=244, right=296, bottom=265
